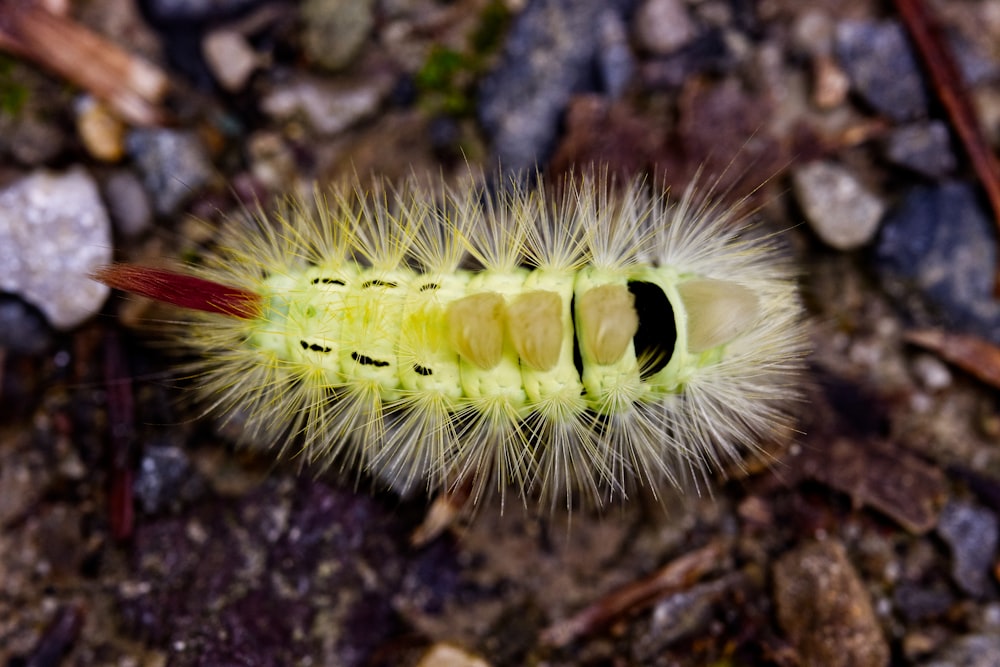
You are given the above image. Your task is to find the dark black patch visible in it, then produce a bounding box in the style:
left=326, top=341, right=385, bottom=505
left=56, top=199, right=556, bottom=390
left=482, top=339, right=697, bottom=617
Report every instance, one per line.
left=362, top=280, right=397, bottom=289
left=311, top=277, right=346, bottom=286
left=413, top=364, right=433, bottom=376
left=300, top=340, right=332, bottom=353
left=351, top=352, right=390, bottom=367
left=627, top=281, right=676, bottom=379
left=570, top=293, right=584, bottom=380
left=419, top=282, right=441, bottom=292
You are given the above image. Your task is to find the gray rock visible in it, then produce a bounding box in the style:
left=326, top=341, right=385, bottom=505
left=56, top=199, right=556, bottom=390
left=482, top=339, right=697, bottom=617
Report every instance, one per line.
left=884, top=122, right=957, bottom=179
left=792, top=161, right=886, bottom=250
left=936, top=501, right=998, bottom=598
left=478, top=0, right=631, bottom=170
left=0, top=168, right=111, bottom=330
left=127, top=128, right=215, bottom=216
left=835, top=20, right=929, bottom=122
left=875, top=182, right=1000, bottom=344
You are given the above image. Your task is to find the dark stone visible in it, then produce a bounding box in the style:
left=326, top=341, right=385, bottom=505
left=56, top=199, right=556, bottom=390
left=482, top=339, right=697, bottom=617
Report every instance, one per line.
left=127, top=128, right=215, bottom=215
left=133, top=444, right=207, bottom=514
left=835, top=20, right=929, bottom=122
left=936, top=501, right=998, bottom=598
left=875, top=182, right=1000, bottom=344
left=883, top=122, right=957, bottom=179
left=477, top=0, right=636, bottom=170
left=0, top=296, right=53, bottom=355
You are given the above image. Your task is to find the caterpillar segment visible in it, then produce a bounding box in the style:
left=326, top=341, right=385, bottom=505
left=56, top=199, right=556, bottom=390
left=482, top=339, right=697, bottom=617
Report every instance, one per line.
left=94, top=171, right=804, bottom=510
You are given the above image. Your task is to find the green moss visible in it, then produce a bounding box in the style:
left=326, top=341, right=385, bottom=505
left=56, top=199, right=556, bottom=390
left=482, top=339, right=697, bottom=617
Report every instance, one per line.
left=469, top=0, right=511, bottom=55
left=0, top=55, right=30, bottom=117
left=414, top=0, right=510, bottom=118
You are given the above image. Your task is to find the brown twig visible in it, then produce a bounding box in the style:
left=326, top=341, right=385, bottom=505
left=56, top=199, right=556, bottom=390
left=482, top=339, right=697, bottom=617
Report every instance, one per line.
left=103, top=328, right=136, bottom=542
left=894, top=0, right=1000, bottom=295
left=540, top=540, right=727, bottom=648
left=0, top=0, right=169, bottom=125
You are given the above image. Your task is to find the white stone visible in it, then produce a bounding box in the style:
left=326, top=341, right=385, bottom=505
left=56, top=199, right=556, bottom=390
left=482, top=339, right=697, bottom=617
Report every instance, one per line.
left=634, top=0, right=697, bottom=55
left=0, top=168, right=112, bottom=329
left=793, top=161, right=886, bottom=250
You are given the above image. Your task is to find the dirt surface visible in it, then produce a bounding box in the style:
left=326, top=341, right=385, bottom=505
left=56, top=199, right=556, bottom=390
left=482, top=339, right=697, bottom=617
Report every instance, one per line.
left=3, top=0, right=1000, bottom=665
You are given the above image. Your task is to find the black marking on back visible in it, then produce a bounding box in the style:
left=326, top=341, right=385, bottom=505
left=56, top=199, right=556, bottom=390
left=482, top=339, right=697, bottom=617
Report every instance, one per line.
left=413, top=364, right=433, bottom=376
left=627, top=281, right=676, bottom=379
left=311, top=277, right=346, bottom=286
left=570, top=293, right=584, bottom=381
left=351, top=351, right=390, bottom=367
left=301, top=340, right=332, bottom=353
left=419, top=282, right=441, bottom=292
left=362, top=279, right=397, bottom=289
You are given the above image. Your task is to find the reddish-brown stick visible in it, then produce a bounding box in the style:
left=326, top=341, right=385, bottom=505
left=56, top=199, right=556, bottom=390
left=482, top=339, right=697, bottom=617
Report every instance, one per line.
left=894, top=0, right=1000, bottom=294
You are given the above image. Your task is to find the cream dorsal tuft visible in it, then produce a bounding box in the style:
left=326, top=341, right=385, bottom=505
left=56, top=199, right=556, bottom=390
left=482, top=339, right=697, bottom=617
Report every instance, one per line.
left=677, top=278, right=762, bottom=353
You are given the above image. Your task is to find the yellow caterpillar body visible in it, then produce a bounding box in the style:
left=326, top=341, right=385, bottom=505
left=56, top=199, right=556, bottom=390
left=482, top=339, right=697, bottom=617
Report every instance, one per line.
left=101, top=170, right=805, bottom=509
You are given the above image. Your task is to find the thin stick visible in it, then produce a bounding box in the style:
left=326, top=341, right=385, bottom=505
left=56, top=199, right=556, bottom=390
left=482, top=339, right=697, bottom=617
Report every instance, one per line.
left=0, top=0, right=169, bottom=125
left=894, top=0, right=1000, bottom=294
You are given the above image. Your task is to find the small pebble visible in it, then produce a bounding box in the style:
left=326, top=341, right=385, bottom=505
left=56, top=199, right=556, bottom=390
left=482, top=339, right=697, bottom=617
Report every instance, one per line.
left=300, top=0, right=375, bottom=71
left=75, top=95, right=126, bottom=162
left=792, top=160, right=886, bottom=250
left=811, top=54, right=850, bottom=109
left=246, top=131, right=298, bottom=191
left=936, top=501, right=998, bottom=598
left=127, top=128, right=215, bottom=216
left=415, top=644, right=490, bottom=667
left=884, top=122, right=957, bottom=179
left=911, top=354, right=952, bottom=392
left=261, top=73, right=392, bottom=136
left=835, top=19, right=929, bottom=122
left=133, top=445, right=207, bottom=515
left=202, top=28, right=262, bottom=92
left=631, top=578, right=730, bottom=660
left=0, top=168, right=111, bottom=329
left=103, top=170, right=153, bottom=237
left=790, top=9, right=835, bottom=56
left=633, top=0, right=697, bottom=56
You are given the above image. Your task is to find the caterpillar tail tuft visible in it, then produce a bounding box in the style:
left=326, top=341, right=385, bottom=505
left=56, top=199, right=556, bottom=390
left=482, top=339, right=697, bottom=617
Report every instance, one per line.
left=95, top=169, right=807, bottom=511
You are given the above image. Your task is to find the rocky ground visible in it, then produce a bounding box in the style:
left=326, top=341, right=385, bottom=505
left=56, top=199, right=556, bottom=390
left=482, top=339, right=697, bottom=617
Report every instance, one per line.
left=3, top=0, right=1000, bottom=665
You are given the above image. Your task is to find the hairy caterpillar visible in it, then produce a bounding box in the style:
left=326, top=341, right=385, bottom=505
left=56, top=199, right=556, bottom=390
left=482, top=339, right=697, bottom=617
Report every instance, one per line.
left=95, top=169, right=805, bottom=510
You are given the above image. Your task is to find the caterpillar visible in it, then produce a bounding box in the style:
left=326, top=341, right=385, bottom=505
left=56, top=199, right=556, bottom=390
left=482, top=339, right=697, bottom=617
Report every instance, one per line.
left=94, top=169, right=805, bottom=510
